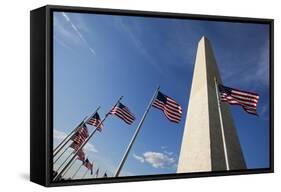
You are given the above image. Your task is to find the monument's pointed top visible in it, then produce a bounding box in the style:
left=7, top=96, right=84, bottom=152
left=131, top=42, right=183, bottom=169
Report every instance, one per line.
left=200, top=36, right=208, bottom=42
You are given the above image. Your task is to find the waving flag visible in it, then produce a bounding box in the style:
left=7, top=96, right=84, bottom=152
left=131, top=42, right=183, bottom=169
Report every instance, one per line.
left=87, top=112, right=104, bottom=131
left=109, top=102, right=135, bottom=125
left=219, top=84, right=259, bottom=115
left=69, top=141, right=81, bottom=151
left=71, top=124, right=89, bottom=145
left=76, top=149, right=85, bottom=162
left=152, top=91, right=182, bottom=123
left=83, top=158, right=93, bottom=174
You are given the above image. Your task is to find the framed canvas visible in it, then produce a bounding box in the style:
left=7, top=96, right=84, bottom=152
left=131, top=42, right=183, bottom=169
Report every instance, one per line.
left=30, top=5, right=274, bottom=187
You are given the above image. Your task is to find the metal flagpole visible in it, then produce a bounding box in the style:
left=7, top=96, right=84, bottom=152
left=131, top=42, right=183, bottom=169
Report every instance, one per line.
left=103, top=170, right=108, bottom=178
left=114, top=86, right=160, bottom=177
left=53, top=96, right=123, bottom=181
left=60, top=158, right=77, bottom=179
left=53, top=116, right=87, bottom=156
left=61, top=158, right=77, bottom=178
left=54, top=106, right=100, bottom=157
left=71, top=163, right=83, bottom=179
left=53, top=107, right=101, bottom=168
left=95, top=168, right=99, bottom=178
left=53, top=145, right=70, bottom=164
left=214, top=77, right=230, bottom=170
left=54, top=149, right=74, bottom=172
left=81, top=169, right=89, bottom=179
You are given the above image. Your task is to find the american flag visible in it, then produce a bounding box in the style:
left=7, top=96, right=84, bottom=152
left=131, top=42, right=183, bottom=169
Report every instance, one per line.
left=71, top=124, right=89, bottom=145
left=76, top=149, right=85, bottom=162
left=219, top=84, right=259, bottom=115
left=83, top=158, right=93, bottom=174
left=86, top=112, right=104, bottom=131
left=69, top=141, right=81, bottom=151
left=152, top=91, right=182, bottom=123
left=109, top=102, right=135, bottom=125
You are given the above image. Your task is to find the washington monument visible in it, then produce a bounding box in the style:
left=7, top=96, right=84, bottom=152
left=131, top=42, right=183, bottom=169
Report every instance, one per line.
left=177, top=36, right=246, bottom=173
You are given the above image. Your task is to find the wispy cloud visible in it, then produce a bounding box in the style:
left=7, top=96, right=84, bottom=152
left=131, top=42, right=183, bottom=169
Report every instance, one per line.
left=161, top=146, right=167, bottom=150
left=246, top=45, right=269, bottom=88
left=85, top=142, right=98, bottom=153
left=258, top=103, right=269, bottom=121
left=114, top=17, right=166, bottom=76
left=133, top=151, right=176, bottom=169
left=143, top=151, right=175, bottom=168
left=54, top=129, right=67, bottom=141
left=54, top=35, right=72, bottom=50
left=133, top=153, right=145, bottom=163
left=60, top=12, right=96, bottom=56
left=163, top=150, right=173, bottom=156
left=221, top=41, right=269, bottom=92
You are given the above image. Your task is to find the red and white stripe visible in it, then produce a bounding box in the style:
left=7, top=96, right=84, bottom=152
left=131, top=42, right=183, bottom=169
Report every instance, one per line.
left=87, top=113, right=104, bottom=130
left=76, top=149, right=85, bottom=162
left=220, top=85, right=259, bottom=115
left=88, top=119, right=102, bottom=127
left=71, top=125, right=89, bottom=145
left=70, top=141, right=82, bottom=151
left=152, top=92, right=182, bottom=123
left=109, top=103, right=135, bottom=125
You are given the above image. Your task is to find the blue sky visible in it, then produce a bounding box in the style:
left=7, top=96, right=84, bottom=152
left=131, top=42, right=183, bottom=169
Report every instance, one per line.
left=53, top=11, right=270, bottom=179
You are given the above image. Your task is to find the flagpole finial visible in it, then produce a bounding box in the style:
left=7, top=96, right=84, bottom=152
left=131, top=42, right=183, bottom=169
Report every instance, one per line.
left=118, top=96, right=124, bottom=102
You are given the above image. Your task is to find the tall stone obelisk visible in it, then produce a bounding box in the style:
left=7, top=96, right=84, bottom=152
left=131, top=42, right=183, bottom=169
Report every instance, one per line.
left=177, top=36, right=246, bottom=173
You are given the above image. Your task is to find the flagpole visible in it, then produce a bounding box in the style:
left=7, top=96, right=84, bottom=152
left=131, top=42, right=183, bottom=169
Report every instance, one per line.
left=103, top=170, right=107, bottom=178
left=54, top=106, right=101, bottom=157
left=53, top=107, right=101, bottom=169
left=114, top=86, right=160, bottom=177
left=71, top=163, right=83, bottom=179
left=95, top=168, right=99, bottom=178
left=53, top=116, right=87, bottom=156
left=54, top=96, right=123, bottom=181
left=214, top=77, right=230, bottom=170
left=61, top=158, right=77, bottom=178
left=54, top=149, right=74, bottom=173
left=82, top=169, right=89, bottom=179
left=53, top=145, right=70, bottom=164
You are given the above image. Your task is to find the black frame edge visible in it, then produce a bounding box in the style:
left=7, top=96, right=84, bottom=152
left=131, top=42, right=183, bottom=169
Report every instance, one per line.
left=45, top=4, right=273, bottom=23
left=30, top=4, right=274, bottom=187
left=30, top=6, right=48, bottom=186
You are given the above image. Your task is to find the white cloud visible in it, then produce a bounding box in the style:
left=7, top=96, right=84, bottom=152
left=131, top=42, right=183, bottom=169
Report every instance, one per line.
left=222, top=43, right=269, bottom=90
left=133, top=151, right=176, bottom=169
left=85, top=142, right=98, bottom=153
left=54, top=129, right=67, bottom=141
left=163, top=150, right=173, bottom=156
left=133, top=153, right=144, bottom=163
left=143, top=151, right=175, bottom=168
left=54, top=35, right=72, bottom=50
left=60, top=12, right=96, bottom=56
left=114, top=17, right=165, bottom=76
left=54, top=16, right=77, bottom=42
left=161, top=146, right=167, bottom=150
left=62, top=12, right=70, bottom=22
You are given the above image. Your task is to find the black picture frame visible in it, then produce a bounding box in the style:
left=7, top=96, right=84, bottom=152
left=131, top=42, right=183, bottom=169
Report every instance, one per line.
left=30, top=5, right=274, bottom=187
